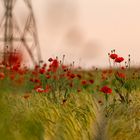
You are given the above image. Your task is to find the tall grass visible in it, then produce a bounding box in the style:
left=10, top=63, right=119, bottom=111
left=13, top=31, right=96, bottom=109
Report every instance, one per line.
left=0, top=92, right=97, bottom=140
left=107, top=91, right=140, bottom=140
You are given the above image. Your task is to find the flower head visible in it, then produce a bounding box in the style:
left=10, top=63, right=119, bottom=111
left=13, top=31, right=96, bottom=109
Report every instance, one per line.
left=115, top=57, right=124, bottom=63
left=117, top=72, right=125, bottom=79
left=0, top=72, right=5, bottom=80
left=110, top=54, right=118, bottom=59
left=81, top=80, right=88, bottom=85
left=89, top=79, right=94, bottom=84
left=50, top=59, right=59, bottom=72
left=100, top=86, right=112, bottom=94
left=35, top=87, right=44, bottom=93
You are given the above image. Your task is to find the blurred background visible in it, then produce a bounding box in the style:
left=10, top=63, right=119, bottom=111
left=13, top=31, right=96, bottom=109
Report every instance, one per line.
left=1, top=0, right=140, bottom=68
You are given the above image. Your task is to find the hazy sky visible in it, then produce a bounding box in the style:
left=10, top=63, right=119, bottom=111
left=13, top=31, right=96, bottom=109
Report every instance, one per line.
left=2, top=0, right=140, bottom=68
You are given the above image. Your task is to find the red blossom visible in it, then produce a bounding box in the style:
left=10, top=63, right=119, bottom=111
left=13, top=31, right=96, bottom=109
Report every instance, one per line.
left=35, top=65, right=39, bottom=70
left=8, top=51, right=23, bottom=66
left=110, top=54, right=118, bottom=59
left=50, top=59, right=59, bottom=72
left=89, top=79, right=94, bottom=84
left=39, top=68, right=45, bottom=74
left=10, top=74, right=15, bottom=80
left=32, top=71, right=38, bottom=76
left=30, top=78, right=34, bottom=82
left=35, top=87, right=44, bottom=93
left=62, top=65, right=67, bottom=70
left=0, top=72, right=5, bottom=80
left=34, top=79, right=41, bottom=83
left=70, top=73, right=75, bottom=79
left=0, top=65, right=4, bottom=69
left=46, top=74, right=51, bottom=79
left=115, top=57, right=124, bottom=63
left=100, top=86, right=112, bottom=94
left=18, top=69, right=25, bottom=75
left=44, top=85, right=51, bottom=93
left=12, top=64, right=20, bottom=71
left=43, top=63, right=47, bottom=67
left=121, top=66, right=125, bottom=70
left=102, top=70, right=108, bottom=74
left=117, top=72, right=125, bottom=79
left=81, top=80, right=87, bottom=85
left=6, top=66, right=10, bottom=70
left=47, top=68, right=51, bottom=72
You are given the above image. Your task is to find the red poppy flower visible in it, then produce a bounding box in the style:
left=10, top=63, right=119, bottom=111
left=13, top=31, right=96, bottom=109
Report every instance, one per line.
left=39, top=68, right=45, bottom=74
left=110, top=54, right=118, bottom=59
left=32, top=71, right=38, bottom=76
left=35, top=79, right=41, bottom=83
left=66, top=71, right=71, bottom=77
left=35, top=65, right=39, bottom=70
left=102, top=70, right=108, bottom=74
left=46, top=74, right=51, bottom=79
left=50, top=59, right=59, bottom=72
left=115, top=57, right=124, bottom=63
left=44, top=85, right=51, bottom=93
left=43, top=63, right=47, bottom=67
left=89, top=79, right=94, bottom=84
left=0, top=72, right=5, bottom=80
left=30, top=78, right=34, bottom=82
left=8, top=51, right=23, bottom=66
left=121, top=66, right=125, bottom=70
left=70, top=73, right=75, bottom=79
left=18, top=69, right=25, bottom=75
left=81, top=80, right=87, bottom=85
left=35, top=87, right=44, bottom=93
left=62, top=65, right=67, bottom=70
left=9, top=74, right=15, bottom=80
left=117, top=72, right=125, bottom=79
left=12, top=64, right=20, bottom=71
left=100, top=86, right=112, bottom=94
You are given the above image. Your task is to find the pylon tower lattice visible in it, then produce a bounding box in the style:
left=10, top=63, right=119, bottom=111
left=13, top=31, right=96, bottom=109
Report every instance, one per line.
left=0, top=0, right=41, bottom=65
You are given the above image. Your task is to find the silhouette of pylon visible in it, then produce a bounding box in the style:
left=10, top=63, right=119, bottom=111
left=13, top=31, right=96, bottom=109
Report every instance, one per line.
left=0, top=0, right=41, bottom=65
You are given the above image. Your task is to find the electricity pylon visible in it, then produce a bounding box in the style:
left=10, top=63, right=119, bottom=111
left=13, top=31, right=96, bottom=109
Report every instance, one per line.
left=0, top=0, right=41, bottom=65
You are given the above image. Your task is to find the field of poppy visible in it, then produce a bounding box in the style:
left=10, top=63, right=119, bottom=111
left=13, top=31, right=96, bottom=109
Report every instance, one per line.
left=0, top=50, right=140, bottom=140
